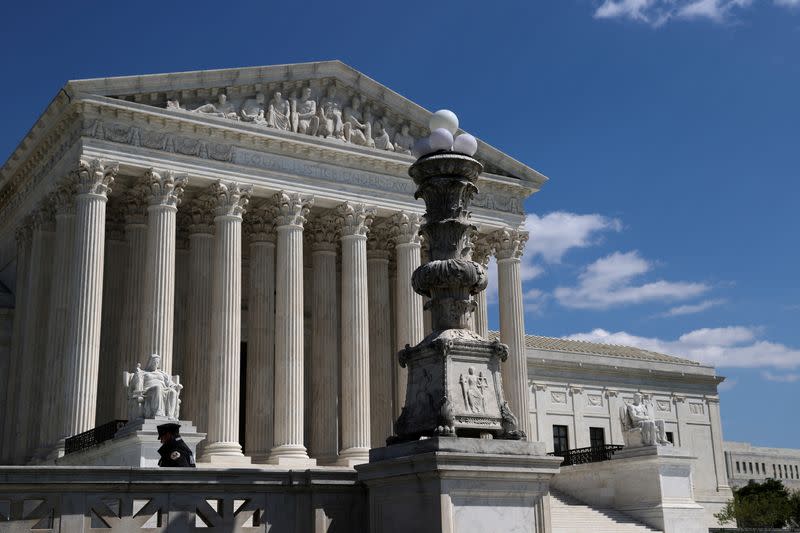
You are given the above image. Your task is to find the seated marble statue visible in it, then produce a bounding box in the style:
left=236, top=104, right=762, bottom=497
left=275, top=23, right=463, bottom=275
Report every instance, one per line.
left=373, top=121, right=394, bottom=151
left=240, top=92, right=267, bottom=125
left=165, top=99, right=186, bottom=112
left=393, top=123, right=414, bottom=154
left=191, top=93, right=239, bottom=120
left=317, top=85, right=344, bottom=139
left=342, top=96, right=374, bottom=147
left=124, top=354, right=182, bottom=420
left=267, top=91, right=291, bottom=130
left=291, top=87, right=319, bottom=136
left=620, top=392, right=671, bottom=447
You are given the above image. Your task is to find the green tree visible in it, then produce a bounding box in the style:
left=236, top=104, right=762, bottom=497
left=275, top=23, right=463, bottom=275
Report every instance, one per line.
left=789, top=490, right=800, bottom=528
left=714, top=479, right=791, bottom=528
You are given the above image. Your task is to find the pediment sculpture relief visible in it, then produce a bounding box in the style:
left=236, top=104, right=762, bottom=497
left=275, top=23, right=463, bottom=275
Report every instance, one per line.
left=620, top=392, right=672, bottom=447
left=164, top=81, right=419, bottom=154
left=123, top=354, right=183, bottom=420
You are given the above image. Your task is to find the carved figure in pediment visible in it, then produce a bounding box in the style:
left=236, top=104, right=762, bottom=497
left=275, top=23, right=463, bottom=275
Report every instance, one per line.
left=291, top=87, right=320, bottom=136
left=266, top=91, right=291, bottom=130
left=192, top=93, right=239, bottom=120
left=373, top=120, right=394, bottom=151
left=343, top=96, right=374, bottom=147
left=240, top=92, right=267, bottom=125
left=393, top=123, right=414, bottom=154
left=317, top=85, right=345, bottom=139
left=166, top=99, right=186, bottom=112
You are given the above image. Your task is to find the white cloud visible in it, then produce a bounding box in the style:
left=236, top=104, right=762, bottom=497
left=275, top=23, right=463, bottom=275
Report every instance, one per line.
left=718, top=378, right=738, bottom=391
left=593, top=0, right=781, bottom=25
left=762, top=371, right=800, bottom=382
left=523, top=212, right=621, bottom=263
left=564, top=326, right=800, bottom=369
left=554, top=251, right=709, bottom=309
left=658, top=299, right=726, bottom=317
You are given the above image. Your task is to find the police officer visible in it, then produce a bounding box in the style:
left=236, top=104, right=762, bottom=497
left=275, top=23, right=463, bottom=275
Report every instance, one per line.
left=156, top=423, right=196, bottom=467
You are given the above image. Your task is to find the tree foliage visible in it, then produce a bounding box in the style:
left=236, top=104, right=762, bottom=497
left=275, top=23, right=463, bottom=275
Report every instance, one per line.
left=715, top=479, right=800, bottom=528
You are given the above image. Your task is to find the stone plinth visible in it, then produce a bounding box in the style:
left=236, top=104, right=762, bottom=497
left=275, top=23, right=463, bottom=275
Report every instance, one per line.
left=56, top=418, right=204, bottom=468
left=551, top=445, right=706, bottom=533
left=357, top=437, right=561, bottom=533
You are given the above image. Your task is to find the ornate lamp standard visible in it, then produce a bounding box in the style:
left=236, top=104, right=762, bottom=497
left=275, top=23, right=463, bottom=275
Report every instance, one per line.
left=391, top=111, right=525, bottom=443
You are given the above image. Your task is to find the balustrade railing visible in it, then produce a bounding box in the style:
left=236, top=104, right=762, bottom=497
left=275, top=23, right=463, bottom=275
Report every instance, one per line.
left=64, top=419, right=128, bottom=454
left=548, top=444, right=624, bottom=466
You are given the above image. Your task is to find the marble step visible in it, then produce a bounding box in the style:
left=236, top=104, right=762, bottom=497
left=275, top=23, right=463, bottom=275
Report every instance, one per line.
left=550, top=490, right=661, bottom=533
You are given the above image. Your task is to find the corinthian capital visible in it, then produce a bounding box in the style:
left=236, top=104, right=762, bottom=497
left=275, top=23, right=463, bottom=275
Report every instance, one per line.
left=388, top=211, right=422, bottom=245
left=244, top=203, right=276, bottom=243
left=489, top=227, right=528, bottom=260
left=186, top=194, right=216, bottom=234
left=121, top=183, right=149, bottom=225
left=211, top=180, right=252, bottom=218
left=145, top=168, right=188, bottom=208
left=269, top=191, right=314, bottom=227
left=471, top=232, right=492, bottom=267
left=337, top=202, right=375, bottom=237
left=306, top=213, right=339, bottom=251
left=31, top=200, right=55, bottom=232
left=367, top=221, right=393, bottom=254
left=15, top=216, right=32, bottom=245
left=50, top=177, right=77, bottom=216
left=73, top=158, right=118, bottom=197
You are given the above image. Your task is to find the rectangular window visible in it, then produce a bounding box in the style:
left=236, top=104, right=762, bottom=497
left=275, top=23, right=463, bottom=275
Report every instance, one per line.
left=665, top=432, right=674, bottom=445
left=553, top=425, right=569, bottom=455
left=589, top=427, right=605, bottom=449
left=795, top=466, right=799, bottom=478
left=763, top=463, right=766, bottom=475
left=774, top=464, right=777, bottom=477
left=755, top=463, right=760, bottom=474
left=736, top=461, right=741, bottom=473
left=749, top=462, right=753, bottom=474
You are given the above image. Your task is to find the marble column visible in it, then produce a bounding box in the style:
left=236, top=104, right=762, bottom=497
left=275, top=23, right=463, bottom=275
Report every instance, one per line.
left=183, top=195, right=215, bottom=435
left=244, top=205, right=276, bottom=463
left=61, top=159, right=117, bottom=441
left=367, top=224, right=393, bottom=448
left=113, top=185, right=148, bottom=418
left=389, top=212, right=423, bottom=418
left=471, top=236, right=491, bottom=338
left=173, top=221, right=190, bottom=376
left=606, top=389, right=624, bottom=445
left=337, top=202, right=375, bottom=467
left=1, top=223, right=31, bottom=463
left=199, top=181, right=251, bottom=464
left=17, top=203, right=55, bottom=463
left=95, top=201, right=126, bottom=427
left=39, top=182, right=77, bottom=458
left=570, top=386, right=587, bottom=448
left=307, top=214, right=339, bottom=464
left=491, top=227, right=532, bottom=440
left=140, top=169, right=187, bottom=374
left=269, top=191, right=315, bottom=466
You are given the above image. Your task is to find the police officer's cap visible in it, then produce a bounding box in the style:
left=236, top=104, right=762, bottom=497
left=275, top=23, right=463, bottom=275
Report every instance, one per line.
left=156, top=423, right=181, bottom=438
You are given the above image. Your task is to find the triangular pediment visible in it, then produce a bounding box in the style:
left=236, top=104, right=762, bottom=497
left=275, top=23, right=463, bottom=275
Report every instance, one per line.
left=65, top=61, right=547, bottom=188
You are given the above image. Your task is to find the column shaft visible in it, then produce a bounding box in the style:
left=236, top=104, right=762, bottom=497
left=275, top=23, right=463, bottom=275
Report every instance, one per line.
left=40, top=202, right=76, bottom=458
left=367, top=250, right=392, bottom=448
left=245, top=236, right=276, bottom=462
left=310, top=242, right=339, bottom=464
left=172, top=240, right=190, bottom=376
left=200, top=181, right=250, bottom=464
left=61, top=160, right=116, bottom=440
left=269, top=191, right=315, bottom=466
left=339, top=232, right=371, bottom=466
left=497, top=256, right=532, bottom=439
left=394, top=242, right=423, bottom=417
left=18, top=214, right=54, bottom=462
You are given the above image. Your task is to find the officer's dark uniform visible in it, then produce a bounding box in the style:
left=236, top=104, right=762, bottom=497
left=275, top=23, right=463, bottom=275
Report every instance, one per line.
left=156, top=423, right=196, bottom=468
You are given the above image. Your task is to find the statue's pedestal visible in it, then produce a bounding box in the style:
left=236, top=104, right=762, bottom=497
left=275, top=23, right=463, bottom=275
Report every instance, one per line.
left=552, top=445, right=706, bottom=533
left=356, top=437, right=561, bottom=533
left=56, top=418, right=205, bottom=467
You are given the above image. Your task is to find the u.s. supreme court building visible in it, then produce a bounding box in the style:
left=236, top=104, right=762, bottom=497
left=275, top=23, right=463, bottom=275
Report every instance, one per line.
left=0, top=61, right=784, bottom=532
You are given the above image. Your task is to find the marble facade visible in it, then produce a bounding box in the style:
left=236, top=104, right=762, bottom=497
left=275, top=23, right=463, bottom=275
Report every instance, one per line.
left=0, top=61, right=543, bottom=468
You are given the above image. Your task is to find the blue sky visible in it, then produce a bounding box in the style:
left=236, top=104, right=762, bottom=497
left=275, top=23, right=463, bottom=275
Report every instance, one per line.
left=1, top=1, right=798, bottom=447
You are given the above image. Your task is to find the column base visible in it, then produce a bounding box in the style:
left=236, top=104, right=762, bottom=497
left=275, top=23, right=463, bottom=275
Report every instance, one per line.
left=197, top=441, right=251, bottom=466
left=268, top=444, right=317, bottom=467
left=337, top=447, right=370, bottom=467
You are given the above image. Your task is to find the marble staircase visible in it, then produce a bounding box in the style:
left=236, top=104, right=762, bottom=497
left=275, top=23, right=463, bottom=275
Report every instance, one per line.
left=550, top=490, right=661, bottom=533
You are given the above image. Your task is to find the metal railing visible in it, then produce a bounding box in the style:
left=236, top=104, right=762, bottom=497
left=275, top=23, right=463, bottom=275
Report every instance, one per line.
left=548, top=444, right=624, bottom=466
left=64, top=419, right=127, bottom=455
